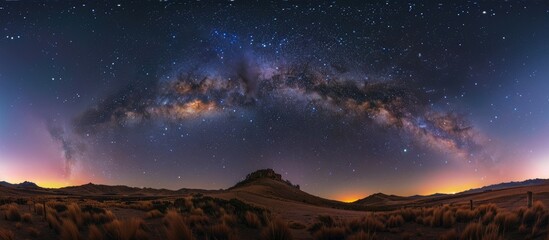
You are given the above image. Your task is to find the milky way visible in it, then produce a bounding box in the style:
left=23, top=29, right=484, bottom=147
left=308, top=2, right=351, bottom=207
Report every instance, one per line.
left=1, top=1, right=548, bottom=198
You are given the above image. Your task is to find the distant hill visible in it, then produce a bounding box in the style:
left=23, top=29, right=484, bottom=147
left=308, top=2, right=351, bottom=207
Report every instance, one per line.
left=353, top=192, right=409, bottom=206
left=1, top=174, right=548, bottom=211
left=224, top=169, right=371, bottom=211
left=0, top=181, right=40, bottom=189
left=459, top=178, right=549, bottom=194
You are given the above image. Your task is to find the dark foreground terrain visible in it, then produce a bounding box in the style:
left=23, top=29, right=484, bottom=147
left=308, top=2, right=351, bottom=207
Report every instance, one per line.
left=1, top=169, right=549, bottom=240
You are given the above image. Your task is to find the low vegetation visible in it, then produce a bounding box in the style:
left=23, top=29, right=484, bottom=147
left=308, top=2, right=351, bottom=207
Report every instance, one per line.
left=308, top=201, right=549, bottom=239
left=1, top=195, right=548, bottom=239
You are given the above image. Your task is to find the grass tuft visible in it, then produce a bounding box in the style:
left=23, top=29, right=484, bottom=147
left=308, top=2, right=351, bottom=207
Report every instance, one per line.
left=244, top=211, right=262, bottom=228
left=5, top=204, right=20, bottom=221
left=27, top=227, right=40, bottom=238
left=313, top=226, right=346, bottom=240
left=104, top=218, right=148, bottom=240
left=0, top=228, right=14, bottom=240
left=163, top=210, right=194, bottom=240
left=60, top=220, right=80, bottom=240
left=145, top=209, right=163, bottom=219
left=262, top=219, right=293, bottom=240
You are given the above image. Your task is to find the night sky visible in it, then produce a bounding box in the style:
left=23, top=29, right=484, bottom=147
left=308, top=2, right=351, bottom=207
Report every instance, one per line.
left=1, top=1, right=549, bottom=201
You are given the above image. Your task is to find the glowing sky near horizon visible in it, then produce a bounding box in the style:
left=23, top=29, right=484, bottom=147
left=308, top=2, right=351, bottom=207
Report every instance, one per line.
left=1, top=1, right=549, bottom=201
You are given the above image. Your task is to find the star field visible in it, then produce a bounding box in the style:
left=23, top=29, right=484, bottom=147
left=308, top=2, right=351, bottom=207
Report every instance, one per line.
left=1, top=1, right=548, bottom=200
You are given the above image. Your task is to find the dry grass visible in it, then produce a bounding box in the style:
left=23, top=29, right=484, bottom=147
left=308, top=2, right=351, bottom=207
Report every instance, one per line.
left=34, top=204, right=44, bottom=216
left=22, top=213, right=32, bottom=223
left=455, top=209, right=476, bottom=222
left=288, top=221, right=306, bottom=229
left=4, top=204, right=20, bottom=221
left=145, top=209, right=163, bottom=219
left=163, top=210, right=194, bottom=240
left=60, top=220, right=80, bottom=240
left=442, top=210, right=455, bottom=228
left=0, top=229, right=14, bottom=240
left=207, top=223, right=237, bottom=240
left=67, top=203, right=84, bottom=227
left=46, top=211, right=62, bottom=233
left=386, top=214, right=404, bottom=228
left=313, top=226, right=346, bottom=240
left=347, top=230, right=376, bottom=240
left=461, top=222, right=482, bottom=240
left=262, top=219, right=293, bottom=240
left=220, top=213, right=237, bottom=227
left=494, top=211, right=519, bottom=232
left=104, top=218, right=148, bottom=240
left=244, top=211, right=262, bottom=228
left=88, top=225, right=103, bottom=240
left=439, top=229, right=457, bottom=240
left=347, top=215, right=385, bottom=233
left=26, top=227, right=40, bottom=238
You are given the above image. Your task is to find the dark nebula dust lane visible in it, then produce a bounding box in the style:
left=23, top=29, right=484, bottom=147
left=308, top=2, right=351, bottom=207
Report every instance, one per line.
left=1, top=1, right=549, bottom=200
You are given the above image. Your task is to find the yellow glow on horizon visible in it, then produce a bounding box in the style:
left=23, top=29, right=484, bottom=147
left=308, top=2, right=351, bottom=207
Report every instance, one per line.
left=35, top=181, right=69, bottom=189
left=420, top=181, right=480, bottom=196
left=333, top=193, right=365, bottom=203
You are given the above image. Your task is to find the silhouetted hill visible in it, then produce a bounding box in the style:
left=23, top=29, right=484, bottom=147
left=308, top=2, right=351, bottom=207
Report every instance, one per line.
left=458, top=178, right=549, bottom=194
left=353, top=192, right=409, bottom=206
left=230, top=169, right=300, bottom=190
left=226, top=169, right=372, bottom=211
left=0, top=181, right=40, bottom=189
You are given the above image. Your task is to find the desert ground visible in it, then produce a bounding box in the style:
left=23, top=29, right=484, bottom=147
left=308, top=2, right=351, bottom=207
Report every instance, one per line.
left=1, top=169, right=549, bottom=240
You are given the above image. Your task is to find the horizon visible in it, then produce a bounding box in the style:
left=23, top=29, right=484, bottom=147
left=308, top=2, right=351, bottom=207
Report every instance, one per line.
left=2, top=171, right=547, bottom=203
left=1, top=2, right=549, bottom=202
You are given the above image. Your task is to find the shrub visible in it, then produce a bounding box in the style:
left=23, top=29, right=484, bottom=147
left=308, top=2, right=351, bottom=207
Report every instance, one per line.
left=5, top=204, right=20, bottom=221
left=34, top=204, right=44, bottom=216
left=90, top=210, right=116, bottom=224
left=288, top=222, right=306, bottom=229
left=88, top=225, right=103, bottom=240
left=313, top=226, right=346, bottom=240
left=163, top=210, right=194, bottom=240
left=187, top=214, right=209, bottom=227
left=317, top=215, right=335, bottom=227
left=533, top=201, right=546, bottom=212
left=422, top=216, right=433, bottom=226
left=207, top=223, right=236, bottom=240
left=261, top=219, right=293, bottom=240
left=431, top=207, right=444, bottom=227
left=483, top=223, right=502, bottom=240
left=145, top=209, right=163, bottom=219
left=455, top=209, right=476, bottom=222
left=22, top=213, right=32, bottom=223
left=221, top=213, right=237, bottom=227
left=245, top=211, right=261, bottom=228
left=46, top=213, right=62, bottom=233
left=347, top=230, right=376, bottom=240
left=477, top=204, right=497, bottom=216
left=522, top=208, right=537, bottom=227
left=518, top=223, right=528, bottom=234
left=67, top=203, right=84, bottom=227
left=387, top=215, right=404, bottom=228
left=439, top=229, right=457, bottom=240
left=60, top=220, right=80, bottom=240
left=104, top=218, right=148, bottom=240
left=347, top=215, right=385, bottom=233
left=27, top=227, right=40, bottom=238
left=442, top=211, right=455, bottom=228
left=365, top=215, right=385, bottom=232
left=461, top=222, right=482, bottom=240
left=0, top=229, right=14, bottom=240
left=494, top=211, right=519, bottom=232
left=398, top=208, right=418, bottom=222
left=482, top=211, right=494, bottom=225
